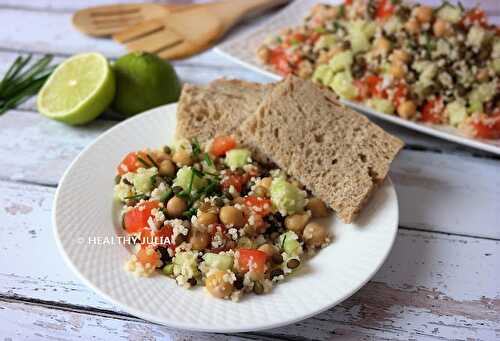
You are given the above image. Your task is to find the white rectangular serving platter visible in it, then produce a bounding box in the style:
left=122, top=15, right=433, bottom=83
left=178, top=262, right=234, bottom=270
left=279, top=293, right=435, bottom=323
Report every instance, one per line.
left=215, top=0, right=500, bottom=155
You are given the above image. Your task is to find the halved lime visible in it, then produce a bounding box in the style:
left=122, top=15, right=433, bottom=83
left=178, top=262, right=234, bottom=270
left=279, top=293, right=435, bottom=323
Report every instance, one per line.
left=37, top=52, right=115, bottom=125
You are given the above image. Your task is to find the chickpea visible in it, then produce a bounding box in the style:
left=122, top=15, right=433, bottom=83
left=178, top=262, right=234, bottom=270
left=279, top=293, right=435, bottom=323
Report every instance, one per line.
left=259, top=177, right=273, bottom=190
left=414, top=6, right=433, bottom=23
left=433, top=19, right=451, bottom=37
left=166, top=196, right=187, bottom=218
left=405, top=18, right=420, bottom=34
left=253, top=185, right=267, bottom=198
left=257, top=46, right=270, bottom=63
left=306, top=198, right=329, bottom=218
left=373, top=37, right=391, bottom=56
left=158, top=159, right=176, bottom=177
left=189, top=230, right=209, bottom=250
left=258, top=243, right=277, bottom=258
left=152, top=150, right=170, bottom=163
left=390, top=49, right=410, bottom=63
left=172, top=149, right=193, bottom=167
left=303, top=222, right=329, bottom=248
left=219, top=206, right=244, bottom=228
left=205, top=271, right=233, bottom=299
left=397, top=100, right=417, bottom=119
left=197, top=212, right=218, bottom=226
left=476, top=68, right=489, bottom=82
left=285, top=213, right=310, bottom=234
left=390, top=61, right=406, bottom=78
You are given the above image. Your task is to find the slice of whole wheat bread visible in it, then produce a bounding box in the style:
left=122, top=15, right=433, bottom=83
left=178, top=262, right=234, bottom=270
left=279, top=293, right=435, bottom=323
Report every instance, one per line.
left=240, top=76, right=404, bottom=223
left=175, top=79, right=272, bottom=142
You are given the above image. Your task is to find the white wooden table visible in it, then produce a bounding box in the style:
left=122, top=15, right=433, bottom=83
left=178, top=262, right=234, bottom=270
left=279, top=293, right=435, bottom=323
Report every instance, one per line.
left=0, top=1, right=499, bottom=340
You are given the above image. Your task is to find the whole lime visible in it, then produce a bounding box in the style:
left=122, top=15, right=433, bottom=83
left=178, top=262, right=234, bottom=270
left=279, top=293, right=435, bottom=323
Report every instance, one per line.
left=111, top=52, right=181, bottom=116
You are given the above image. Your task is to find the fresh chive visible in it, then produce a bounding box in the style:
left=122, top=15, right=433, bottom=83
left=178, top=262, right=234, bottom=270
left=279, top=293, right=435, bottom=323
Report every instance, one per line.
left=191, top=138, right=201, bottom=158
left=191, top=167, right=204, bottom=178
left=124, top=193, right=146, bottom=200
left=159, top=188, right=173, bottom=202
left=281, top=235, right=287, bottom=249
left=146, top=154, right=159, bottom=169
left=0, top=54, right=56, bottom=115
left=203, top=152, right=213, bottom=167
left=182, top=207, right=197, bottom=218
left=137, top=156, right=150, bottom=167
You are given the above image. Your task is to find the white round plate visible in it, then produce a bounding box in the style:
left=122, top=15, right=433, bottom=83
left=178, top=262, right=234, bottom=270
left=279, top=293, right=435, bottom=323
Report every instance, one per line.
left=53, top=103, right=399, bottom=333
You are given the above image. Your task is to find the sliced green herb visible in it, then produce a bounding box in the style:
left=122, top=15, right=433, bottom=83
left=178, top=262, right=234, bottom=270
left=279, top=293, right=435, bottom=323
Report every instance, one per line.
left=338, top=4, right=345, bottom=17
left=0, top=54, right=56, bottom=115
left=159, top=188, right=173, bottom=202
left=137, top=156, right=150, bottom=168
left=281, top=235, right=287, bottom=249
left=183, top=207, right=197, bottom=218
left=203, top=152, right=213, bottom=167
left=124, top=193, right=147, bottom=200
left=191, top=138, right=201, bottom=158
left=146, top=154, right=159, bottom=169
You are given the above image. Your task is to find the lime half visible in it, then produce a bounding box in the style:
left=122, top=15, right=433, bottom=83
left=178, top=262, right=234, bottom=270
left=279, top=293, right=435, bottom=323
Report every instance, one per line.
left=37, top=52, right=115, bottom=125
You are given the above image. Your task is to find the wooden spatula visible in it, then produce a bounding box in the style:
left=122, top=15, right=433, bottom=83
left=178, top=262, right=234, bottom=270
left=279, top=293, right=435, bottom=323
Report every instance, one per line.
left=113, top=0, right=289, bottom=60
left=72, top=3, right=206, bottom=37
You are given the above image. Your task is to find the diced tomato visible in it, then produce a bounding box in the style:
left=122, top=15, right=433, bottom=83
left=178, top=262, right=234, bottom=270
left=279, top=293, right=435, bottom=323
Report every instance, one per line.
left=123, top=201, right=160, bottom=234
left=344, top=0, right=353, bottom=5
left=460, top=8, right=488, bottom=27
left=207, top=224, right=232, bottom=253
left=244, top=196, right=273, bottom=216
left=363, top=75, right=387, bottom=98
left=376, top=0, right=395, bottom=21
left=269, top=48, right=293, bottom=76
left=353, top=79, right=369, bottom=100
left=211, top=136, right=236, bottom=157
left=420, top=98, right=444, bottom=124
left=237, top=248, right=268, bottom=274
left=116, top=152, right=144, bottom=175
left=136, top=246, right=161, bottom=267
left=221, top=172, right=249, bottom=193
left=470, top=113, right=500, bottom=139
left=392, top=83, right=408, bottom=108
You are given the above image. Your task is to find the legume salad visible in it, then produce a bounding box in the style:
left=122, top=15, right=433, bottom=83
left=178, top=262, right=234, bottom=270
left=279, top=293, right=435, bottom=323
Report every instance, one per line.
left=114, top=136, right=331, bottom=301
left=257, top=0, right=500, bottom=139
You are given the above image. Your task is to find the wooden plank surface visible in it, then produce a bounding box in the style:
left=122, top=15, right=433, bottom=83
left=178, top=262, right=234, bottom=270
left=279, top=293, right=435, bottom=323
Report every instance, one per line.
left=0, top=179, right=499, bottom=340
left=0, top=0, right=499, bottom=339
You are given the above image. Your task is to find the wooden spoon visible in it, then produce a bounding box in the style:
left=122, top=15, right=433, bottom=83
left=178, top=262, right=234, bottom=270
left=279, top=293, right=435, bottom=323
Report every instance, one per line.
left=72, top=3, right=206, bottom=37
left=113, top=0, right=289, bottom=60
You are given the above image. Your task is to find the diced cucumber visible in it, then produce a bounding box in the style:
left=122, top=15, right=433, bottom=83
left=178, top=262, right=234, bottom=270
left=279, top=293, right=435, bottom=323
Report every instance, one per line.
left=467, top=99, right=483, bottom=114
left=437, top=5, right=462, bottom=23
left=278, top=231, right=302, bottom=256
left=173, top=166, right=206, bottom=193
left=270, top=177, right=306, bottom=215
left=467, top=26, right=485, bottom=48
left=446, top=101, right=468, bottom=126
left=133, top=167, right=157, bottom=194
left=329, top=50, right=353, bottom=73
left=468, top=81, right=496, bottom=103
left=366, top=98, right=395, bottom=115
left=202, top=252, right=234, bottom=271
left=114, top=182, right=133, bottom=201
left=162, top=263, right=174, bottom=276
left=346, top=20, right=371, bottom=53
left=314, top=34, right=337, bottom=50
left=173, top=251, right=200, bottom=279
left=492, top=59, right=500, bottom=74
left=225, top=148, right=251, bottom=169
left=329, top=71, right=358, bottom=100
left=312, top=64, right=335, bottom=85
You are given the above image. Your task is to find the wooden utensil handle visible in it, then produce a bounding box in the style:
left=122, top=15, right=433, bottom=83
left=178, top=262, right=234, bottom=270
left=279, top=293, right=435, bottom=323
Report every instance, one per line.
left=207, top=0, right=290, bottom=29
